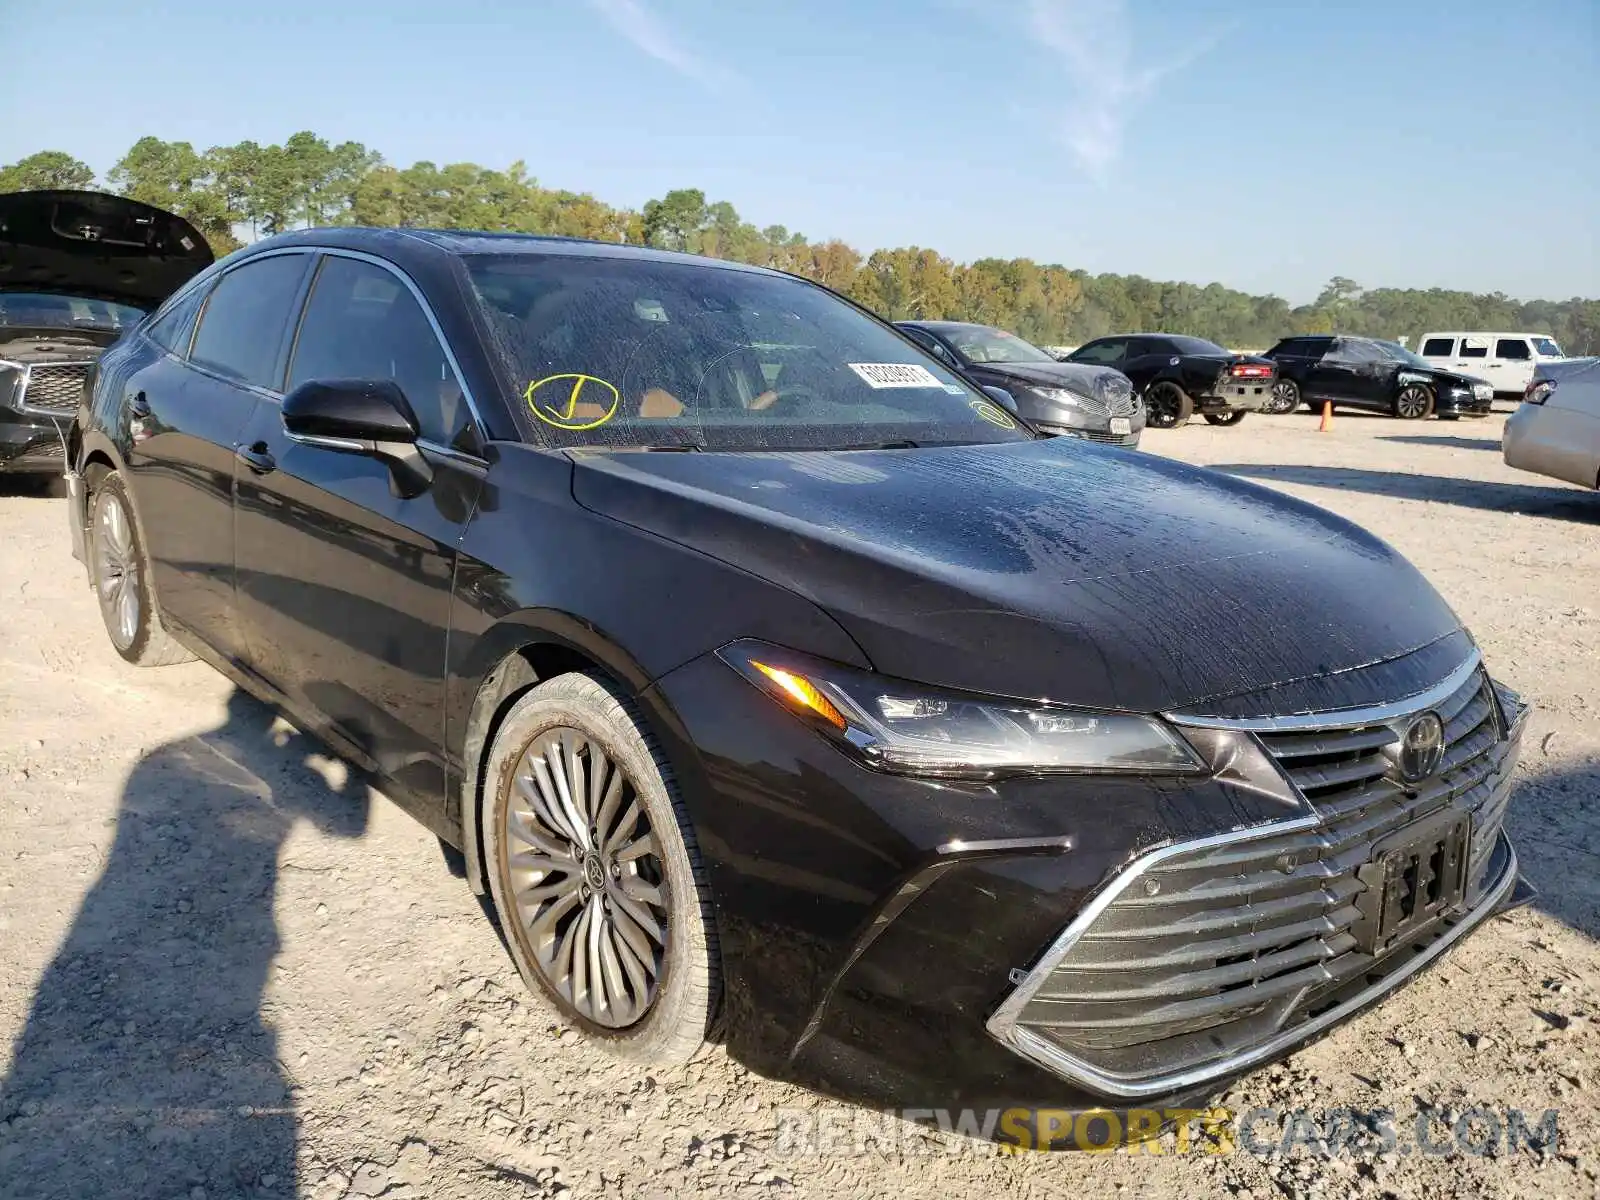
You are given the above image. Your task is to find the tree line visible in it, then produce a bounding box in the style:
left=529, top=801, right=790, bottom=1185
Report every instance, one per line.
left=2, top=137, right=1595, bottom=353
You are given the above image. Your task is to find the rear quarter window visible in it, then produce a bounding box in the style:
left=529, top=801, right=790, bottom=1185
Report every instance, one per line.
left=1420, top=337, right=1455, bottom=357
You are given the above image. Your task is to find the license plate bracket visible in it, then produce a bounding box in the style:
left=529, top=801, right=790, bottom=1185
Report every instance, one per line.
left=1110, top=417, right=1132, bottom=436
left=1351, top=808, right=1472, bottom=955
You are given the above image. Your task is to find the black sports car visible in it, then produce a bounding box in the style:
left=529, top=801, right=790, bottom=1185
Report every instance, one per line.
left=60, top=221, right=1528, bottom=1120
left=1263, top=335, right=1494, bottom=420
left=0, top=191, right=213, bottom=476
left=1064, top=334, right=1277, bottom=429
left=895, top=320, right=1143, bottom=447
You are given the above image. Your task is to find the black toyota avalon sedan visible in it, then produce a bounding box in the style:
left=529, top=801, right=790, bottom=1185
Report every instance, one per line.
left=66, top=226, right=1529, bottom=1114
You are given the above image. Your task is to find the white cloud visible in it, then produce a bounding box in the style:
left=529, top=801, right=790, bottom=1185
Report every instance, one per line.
left=1024, top=0, right=1218, bottom=180
left=585, top=0, right=733, bottom=89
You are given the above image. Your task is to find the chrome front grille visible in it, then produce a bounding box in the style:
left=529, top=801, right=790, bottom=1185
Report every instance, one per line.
left=1082, top=429, right=1139, bottom=447
left=990, top=655, right=1525, bottom=1097
left=18, top=363, right=91, bottom=417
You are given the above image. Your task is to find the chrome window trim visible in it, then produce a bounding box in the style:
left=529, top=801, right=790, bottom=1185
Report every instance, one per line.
left=986, top=832, right=1517, bottom=1100
left=185, top=247, right=317, bottom=395
left=1164, top=650, right=1482, bottom=733
left=283, top=429, right=366, bottom=453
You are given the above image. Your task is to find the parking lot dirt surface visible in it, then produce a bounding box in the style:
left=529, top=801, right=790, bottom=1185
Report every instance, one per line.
left=1, top=411, right=1597, bottom=1199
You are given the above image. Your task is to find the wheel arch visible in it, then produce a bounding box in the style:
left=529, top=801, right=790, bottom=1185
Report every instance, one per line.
left=452, top=611, right=695, bottom=897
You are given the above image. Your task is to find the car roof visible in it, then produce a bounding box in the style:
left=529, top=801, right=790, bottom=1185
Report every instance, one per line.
left=1420, top=331, right=1557, bottom=340
left=234, top=225, right=790, bottom=278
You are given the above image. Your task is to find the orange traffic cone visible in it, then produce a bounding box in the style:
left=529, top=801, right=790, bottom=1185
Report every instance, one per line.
left=1319, top=401, right=1333, bottom=432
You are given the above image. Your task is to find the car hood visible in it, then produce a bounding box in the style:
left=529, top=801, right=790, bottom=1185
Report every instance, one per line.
left=975, top=360, right=1121, bottom=395
left=0, top=190, right=214, bottom=310
left=1405, top=366, right=1491, bottom=390
left=571, top=438, right=1464, bottom=713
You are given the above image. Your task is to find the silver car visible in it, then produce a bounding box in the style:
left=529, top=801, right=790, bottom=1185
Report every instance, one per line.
left=1503, top=356, right=1600, bottom=489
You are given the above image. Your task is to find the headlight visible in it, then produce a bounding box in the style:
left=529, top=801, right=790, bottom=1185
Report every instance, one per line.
left=719, top=641, right=1206, bottom=779
left=1093, top=373, right=1134, bottom=407
left=1030, top=386, right=1092, bottom=408
left=1473, top=383, right=1493, bottom=401
left=0, top=360, right=24, bottom=411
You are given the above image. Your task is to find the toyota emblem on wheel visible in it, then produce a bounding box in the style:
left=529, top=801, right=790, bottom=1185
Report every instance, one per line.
left=1398, top=712, right=1446, bottom=783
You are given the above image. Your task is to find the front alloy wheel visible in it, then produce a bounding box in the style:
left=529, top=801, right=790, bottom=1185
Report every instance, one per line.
left=483, top=671, right=718, bottom=1063
left=505, top=728, right=667, bottom=1028
left=1204, top=411, right=1248, bottom=427
left=1394, top=384, right=1434, bottom=420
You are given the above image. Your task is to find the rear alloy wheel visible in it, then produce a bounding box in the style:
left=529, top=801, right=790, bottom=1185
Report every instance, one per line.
left=1266, top=379, right=1300, bottom=414
left=1394, top=384, right=1434, bottom=420
left=483, top=671, right=718, bottom=1064
left=1204, top=411, right=1248, bottom=427
left=89, top=472, right=194, bottom=667
left=1144, top=382, right=1194, bottom=429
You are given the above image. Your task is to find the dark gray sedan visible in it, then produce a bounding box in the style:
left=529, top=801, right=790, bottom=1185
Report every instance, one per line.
left=897, top=320, right=1144, bottom=447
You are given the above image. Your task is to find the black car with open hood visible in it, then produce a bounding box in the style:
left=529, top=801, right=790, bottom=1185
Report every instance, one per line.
left=0, top=190, right=212, bottom=473
left=68, top=227, right=1529, bottom=1132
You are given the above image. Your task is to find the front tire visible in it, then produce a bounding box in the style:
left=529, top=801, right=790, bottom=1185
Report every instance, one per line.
left=1203, top=411, right=1247, bottom=427
left=1394, top=384, right=1434, bottom=420
left=1144, top=382, right=1194, bottom=429
left=482, top=671, right=718, bottom=1064
left=89, top=472, right=194, bottom=667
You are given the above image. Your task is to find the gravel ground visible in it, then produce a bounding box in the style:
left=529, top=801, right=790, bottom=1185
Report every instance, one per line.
left=1, top=411, right=1596, bottom=1199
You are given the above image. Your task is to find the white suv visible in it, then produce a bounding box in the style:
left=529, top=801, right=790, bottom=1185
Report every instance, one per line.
left=1417, top=332, right=1568, bottom=397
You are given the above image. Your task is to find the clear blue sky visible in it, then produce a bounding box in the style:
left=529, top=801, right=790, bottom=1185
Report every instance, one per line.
left=2, top=0, right=1594, bottom=303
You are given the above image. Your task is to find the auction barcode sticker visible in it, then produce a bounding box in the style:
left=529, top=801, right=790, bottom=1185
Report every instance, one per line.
left=847, top=362, right=945, bottom=389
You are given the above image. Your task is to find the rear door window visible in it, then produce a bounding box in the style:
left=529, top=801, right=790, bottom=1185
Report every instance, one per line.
left=1495, top=338, right=1530, bottom=361
left=287, top=255, right=473, bottom=449
left=190, top=254, right=311, bottom=390
left=1459, top=337, right=1490, bottom=359
left=146, top=281, right=213, bottom=357
left=1420, top=336, right=1456, bottom=357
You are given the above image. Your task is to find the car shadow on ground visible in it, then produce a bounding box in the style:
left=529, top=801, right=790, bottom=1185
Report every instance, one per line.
left=1213, top=463, right=1600, bottom=521
left=0, top=475, right=66, bottom=499
left=1380, top=435, right=1503, bottom=452
left=1507, top=760, right=1600, bottom=941
left=0, top=689, right=370, bottom=1200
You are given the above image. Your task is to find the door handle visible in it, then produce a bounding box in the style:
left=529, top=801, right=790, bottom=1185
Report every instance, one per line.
left=125, top=391, right=150, bottom=419
left=236, top=442, right=276, bottom=475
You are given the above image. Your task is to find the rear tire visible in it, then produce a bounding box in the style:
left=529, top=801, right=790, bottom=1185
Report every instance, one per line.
left=1144, top=382, right=1193, bottom=429
left=89, top=472, right=194, bottom=667
left=1203, top=411, right=1247, bottom=427
left=1266, top=379, right=1300, bottom=414
left=482, top=671, right=718, bottom=1065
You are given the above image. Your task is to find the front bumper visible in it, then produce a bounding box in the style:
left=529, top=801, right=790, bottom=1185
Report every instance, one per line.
left=647, top=646, right=1527, bottom=1112
left=0, top=412, right=67, bottom=474
left=1436, top=391, right=1493, bottom=417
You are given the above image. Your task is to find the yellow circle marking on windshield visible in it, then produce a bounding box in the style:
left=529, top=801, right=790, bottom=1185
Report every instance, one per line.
left=970, top=400, right=1016, bottom=429
left=525, top=373, right=622, bottom=431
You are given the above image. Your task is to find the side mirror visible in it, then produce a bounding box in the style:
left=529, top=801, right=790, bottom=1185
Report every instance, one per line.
left=981, top=385, right=1020, bottom=415
left=281, top=378, right=433, bottom=496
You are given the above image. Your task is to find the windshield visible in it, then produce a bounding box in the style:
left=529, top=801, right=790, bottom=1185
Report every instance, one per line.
left=1167, top=335, right=1229, bottom=357
left=1376, top=340, right=1432, bottom=369
left=467, top=255, right=1033, bottom=451
left=939, top=325, right=1057, bottom=365
left=0, top=292, right=143, bottom=330
left=1532, top=337, right=1564, bottom=356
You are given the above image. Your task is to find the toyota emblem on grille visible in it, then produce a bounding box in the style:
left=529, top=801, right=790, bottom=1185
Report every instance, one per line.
left=1398, top=712, right=1445, bottom=783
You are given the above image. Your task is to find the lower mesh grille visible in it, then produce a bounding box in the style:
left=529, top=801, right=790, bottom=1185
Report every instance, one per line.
left=994, top=658, right=1524, bottom=1092
left=19, top=363, right=91, bottom=416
